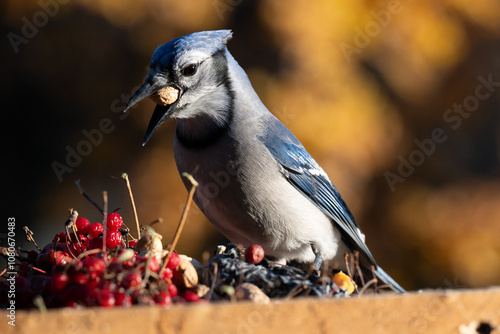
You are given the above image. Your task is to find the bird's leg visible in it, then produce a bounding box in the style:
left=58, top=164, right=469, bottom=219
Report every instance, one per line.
left=311, top=244, right=323, bottom=271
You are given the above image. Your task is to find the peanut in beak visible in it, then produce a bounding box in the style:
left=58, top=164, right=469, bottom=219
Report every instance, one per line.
left=149, top=86, right=179, bottom=106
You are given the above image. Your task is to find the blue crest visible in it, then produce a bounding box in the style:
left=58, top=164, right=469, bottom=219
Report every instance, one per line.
left=151, top=30, right=233, bottom=67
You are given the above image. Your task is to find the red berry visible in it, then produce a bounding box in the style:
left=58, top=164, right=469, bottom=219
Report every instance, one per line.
left=71, top=270, right=89, bottom=285
left=80, top=235, right=90, bottom=247
left=30, top=275, right=51, bottom=294
left=89, top=223, right=104, bottom=238
left=75, top=217, right=91, bottom=235
left=96, top=289, right=115, bottom=307
left=245, top=245, right=265, bottom=264
left=87, top=236, right=103, bottom=252
left=85, top=280, right=100, bottom=299
left=106, top=213, right=123, bottom=231
left=107, top=261, right=124, bottom=274
left=166, top=252, right=180, bottom=270
left=52, top=232, right=67, bottom=243
left=122, top=271, right=142, bottom=289
left=128, top=240, right=137, bottom=248
left=106, top=231, right=122, bottom=249
left=123, top=254, right=137, bottom=269
left=15, top=276, right=30, bottom=289
left=167, top=283, right=178, bottom=297
left=83, top=257, right=106, bottom=279
left=54, top=250, right=72, bottom=266
left=18, top=262, right=30, bottom=277
left=154, top=291, right=172, bottom=307
left=138, top=256, right=160, bottom=273
left=114, top=290, right=132, bottom=307
left=64, top=301, right=79, bottom=308
left=51, top=273, right=69, bottom=291
left=99, top=280, right=117, bottom=291
left=162, top=267, right=173, bottom=281
left=68, top=240, right=87, bottom=255
left=27, top=250, right=39, bottom=261
left=180, top=291, right=199, bottom=302
left=117, top=249, right=137, bottom=268
left=36, top=243, right=72, bottom=270
left=60, top=285, right=85, bottom=306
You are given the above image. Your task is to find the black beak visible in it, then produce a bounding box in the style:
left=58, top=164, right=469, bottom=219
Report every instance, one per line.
left=124, top=75, right=178, bottom=146
left=142, top=105, right=173, bottom=146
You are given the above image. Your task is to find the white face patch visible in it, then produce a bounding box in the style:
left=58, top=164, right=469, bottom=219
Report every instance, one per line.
left=149, top=86, right=179, bottom=106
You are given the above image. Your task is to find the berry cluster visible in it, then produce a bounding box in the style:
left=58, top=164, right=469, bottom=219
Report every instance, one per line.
left=0, top=212, right=205, bottom=309
left=1, top=213, right=359, bottom=309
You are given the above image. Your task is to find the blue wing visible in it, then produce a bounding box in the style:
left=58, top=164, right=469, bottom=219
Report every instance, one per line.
left=259, top=116, right=377, bottom=266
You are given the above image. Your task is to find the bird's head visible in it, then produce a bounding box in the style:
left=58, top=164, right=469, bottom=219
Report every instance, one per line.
left=124, top=30, right=233, bottom=145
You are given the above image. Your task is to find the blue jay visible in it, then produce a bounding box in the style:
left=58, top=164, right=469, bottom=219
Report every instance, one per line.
left=125, top=30, right=405, bottom=292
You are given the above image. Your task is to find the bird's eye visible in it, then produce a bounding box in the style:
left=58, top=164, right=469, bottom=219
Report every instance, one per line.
left=182, top=63, right=198, bottom=76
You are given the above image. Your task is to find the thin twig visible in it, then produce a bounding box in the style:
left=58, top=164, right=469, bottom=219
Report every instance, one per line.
left=77, top=248, right=102, bottom=260
left=344, top=253, right=360, bottom=294
left=149, top=218, right=163, bottom=226
left=64, top=209, right=81, bottom=259
left=159, top=173, right=198, bottom=277
left=358, top=277, right=378, bottom=296
left=33, top=295, right=47, bottom=312
left=76, top=179, right=104, bottom=214
left=23, top=226, right=41, bottom=251
left=207, top=262, right=218, bottom=301
left=353, top=251, right=365, bottom=287
left=370, top=265, right=379, bottom=293
left=344, top=253, right=353, bottom=280
left=102, top=191, right=108, bottom=261
left=139, top=233, right=159, bottom=290
left=122, top=173, right=141, bottom=239
left=32, top=267, right=47, bottom=274
left=285, top=267, right=315, bottom=299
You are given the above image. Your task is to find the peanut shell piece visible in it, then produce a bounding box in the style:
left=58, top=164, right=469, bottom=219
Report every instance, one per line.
left=235, top=283, right=271, bottom=303
left=172, top=255, right=199, bottom=289
left=149, top=86, right=179, bottom=106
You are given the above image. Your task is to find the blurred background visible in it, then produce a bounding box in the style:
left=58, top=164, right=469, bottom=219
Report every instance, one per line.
left=2, top=0, right=500, bottom=291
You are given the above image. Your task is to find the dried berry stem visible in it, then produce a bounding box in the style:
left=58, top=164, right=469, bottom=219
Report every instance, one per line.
left=358, top=277, right=378, bottom=296
left=32, top=267, right=47, bottom=274
left=159, top=173, right=198, bottom=277
left=122, top=173, right=141, bottom=239
left=23, top=226, right=41, bottom=251
left=207, top=262, right=218, bottom=301
left=149, top=218, right=163, bottom=226
left=102, top=191, right=108, bottom=259
left=33, top=295, right=47, bottom=312
left=76, top=179, right=104, bottom=214
left=64, top=209, right=81, bottom=259
left=285, top=267, right=315, bottom=299
left=353, top=251, right=365, bottom=287
left=77, top=248, right=101, bottom=260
